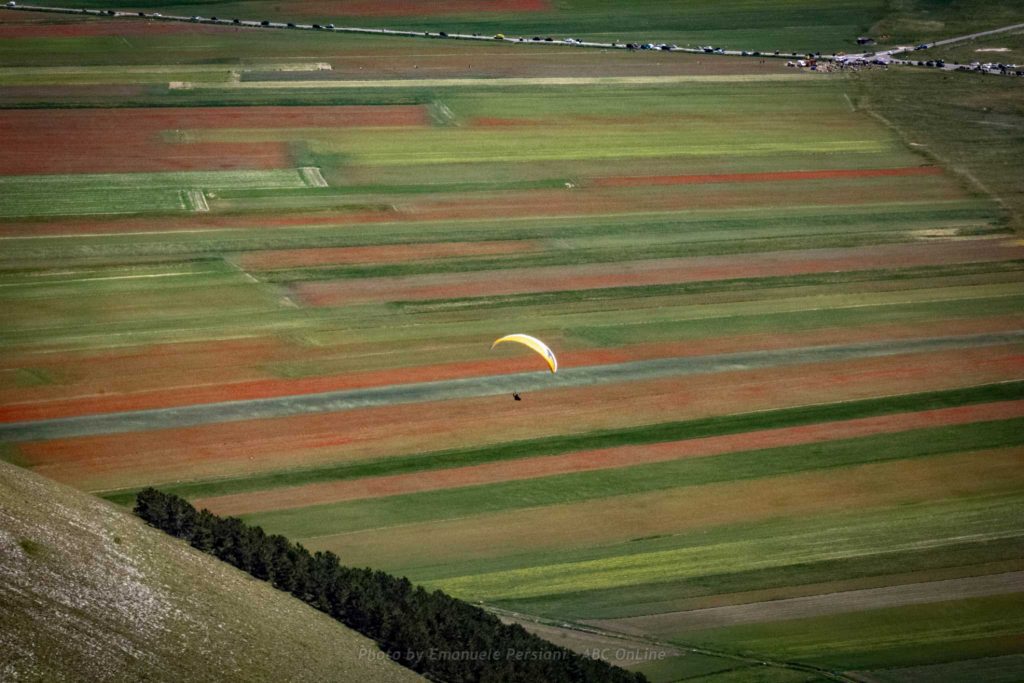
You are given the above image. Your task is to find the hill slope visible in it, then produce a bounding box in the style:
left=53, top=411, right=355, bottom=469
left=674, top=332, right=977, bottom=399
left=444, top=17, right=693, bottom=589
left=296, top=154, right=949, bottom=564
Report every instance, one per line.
left=0, top=460, right=424, bottom=683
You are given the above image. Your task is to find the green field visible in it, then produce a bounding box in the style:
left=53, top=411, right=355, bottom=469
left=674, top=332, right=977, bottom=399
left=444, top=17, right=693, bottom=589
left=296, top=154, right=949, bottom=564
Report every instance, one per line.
left=1, top=3, right=1023, bottom=682
left=0, top=169, right=317, bottom=217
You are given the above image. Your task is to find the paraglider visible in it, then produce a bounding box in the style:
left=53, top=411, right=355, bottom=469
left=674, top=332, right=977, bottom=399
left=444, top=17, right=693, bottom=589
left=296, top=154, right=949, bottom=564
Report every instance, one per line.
left=491, top=334, right=557, bottom=373
left=491, top=334, right=557, bottom=401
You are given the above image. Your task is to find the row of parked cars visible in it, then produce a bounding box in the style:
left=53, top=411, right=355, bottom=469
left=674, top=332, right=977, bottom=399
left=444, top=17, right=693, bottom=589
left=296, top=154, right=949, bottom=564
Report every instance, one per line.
left=960, top=61, right=1024, bottom=76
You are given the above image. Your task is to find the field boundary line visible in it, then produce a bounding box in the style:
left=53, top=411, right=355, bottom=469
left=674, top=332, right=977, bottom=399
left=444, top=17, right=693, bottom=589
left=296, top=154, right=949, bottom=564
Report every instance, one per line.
left=591, top=571, right=1024, bottom=634
left=858, top=96, right=1008, bottom=215
left=169, top=74, right=809, bottom=90
left=486, top=605, right=862, bottom=683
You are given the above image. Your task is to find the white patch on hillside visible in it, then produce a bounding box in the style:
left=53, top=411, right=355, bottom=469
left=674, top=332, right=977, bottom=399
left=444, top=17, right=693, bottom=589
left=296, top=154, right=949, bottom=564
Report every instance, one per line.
left=0, top=471, right=171, bottom=680
left=299, top=167, right=329, bottom=188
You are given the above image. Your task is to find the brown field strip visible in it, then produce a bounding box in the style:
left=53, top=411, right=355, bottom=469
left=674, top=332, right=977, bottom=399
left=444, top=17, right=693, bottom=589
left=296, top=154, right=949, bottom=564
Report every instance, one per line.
left=0, top=336, right=288, bottom=405
left=293, top=0, right=550, bottom=16
left=236, top=240, right=541, bottom=270
left=373, top=176, right=966, bottom=225
left=18, top=343, right=1024, bottom=492
left=295, top=239, right=1024, bottom=305
left=0, top=84, right=150, bottom=103
left=592, top=571, right=1024, bottom=637
left=196, top=400, right=1024, bottom=516
left=0, top=211, right=379, bottom=237
left=307, top=447, right=1024, bottom=568
left=592, top=166, right=945, bottom=188
left=0, top=19, right=236, bottom=38
left=0, top=106, right=427, bottom=175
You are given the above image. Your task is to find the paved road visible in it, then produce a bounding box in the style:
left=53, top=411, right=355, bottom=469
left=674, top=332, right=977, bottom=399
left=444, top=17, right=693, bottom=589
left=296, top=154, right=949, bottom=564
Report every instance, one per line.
left=913, top=22, right=1024, bottom=51
left=3, top=3, right=1020, bottom=76
left=0, top=3, right=847, bottom=62
left=841, top=22, right=1024, bottom=74
left=0, top=330, right=1021, bottom=443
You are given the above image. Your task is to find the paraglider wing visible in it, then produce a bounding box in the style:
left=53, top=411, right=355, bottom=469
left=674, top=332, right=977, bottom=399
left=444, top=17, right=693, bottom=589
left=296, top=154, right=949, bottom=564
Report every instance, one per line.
left=491, top=334, right=557, bottom=373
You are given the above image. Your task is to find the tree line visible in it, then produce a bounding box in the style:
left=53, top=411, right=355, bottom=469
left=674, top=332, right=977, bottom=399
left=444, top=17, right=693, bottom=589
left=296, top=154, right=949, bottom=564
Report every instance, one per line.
left=135, top=488, right=647, bottom=683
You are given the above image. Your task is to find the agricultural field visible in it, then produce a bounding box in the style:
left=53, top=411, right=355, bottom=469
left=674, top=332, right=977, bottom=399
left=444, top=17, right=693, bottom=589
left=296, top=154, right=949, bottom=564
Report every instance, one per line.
left=1, top=3, right=1023, bottom=682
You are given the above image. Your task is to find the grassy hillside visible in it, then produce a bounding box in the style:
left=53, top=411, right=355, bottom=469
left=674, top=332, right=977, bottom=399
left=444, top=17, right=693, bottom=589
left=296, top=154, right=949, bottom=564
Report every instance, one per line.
left=868, top=0, right=1024, bottom=47
left=0, top=460, right=424, bottom=683
left=854, top=68, right=1024, bottom=231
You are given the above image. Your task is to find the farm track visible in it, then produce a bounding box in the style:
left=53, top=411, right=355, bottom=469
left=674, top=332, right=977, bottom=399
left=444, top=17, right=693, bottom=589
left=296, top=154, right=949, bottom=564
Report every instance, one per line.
left=170, top=74, right=807, bottom=89
left=1, top=330, right=1021, bottom=442
left=498, top=608, right=863, bottom=683
left=591, top=571, right=1024, bottom=635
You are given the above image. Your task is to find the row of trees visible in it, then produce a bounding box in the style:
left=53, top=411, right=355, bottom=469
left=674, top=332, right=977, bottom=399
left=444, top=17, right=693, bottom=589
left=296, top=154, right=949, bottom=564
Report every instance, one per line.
left=135, top=488, right=647, bottom=683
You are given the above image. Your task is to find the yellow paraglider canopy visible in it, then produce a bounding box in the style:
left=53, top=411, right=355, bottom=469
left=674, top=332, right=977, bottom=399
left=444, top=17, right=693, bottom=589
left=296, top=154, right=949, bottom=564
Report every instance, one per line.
left=491, top=334, right=557, bottom=373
